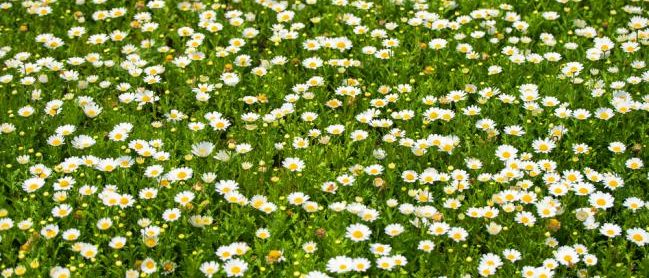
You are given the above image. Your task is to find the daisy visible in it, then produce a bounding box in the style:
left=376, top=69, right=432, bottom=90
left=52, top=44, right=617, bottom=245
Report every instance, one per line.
left=376, top=256, right=395, bottom=270
left=139, top=187, right=158, bottom=200
left=417, top=240, right=435, bottom=252
left=141, top=258, right=157, bottom=274
left=304, top=271, right=332, bottom=278
left=626, top=228, right=649, bottom=246
left=495, top=145, right=518, bottom=160
left=220, top=72, right=240, bottom=86
left=287, top=192, right=309, bottom=205
left=49, top=267, right=71, bottom=278
left=625, top=158, right=644, bottom=170
left=22, top=177, right=45, bottom=193
left=364, top=164, right=384, bottom=176
left=370, top=243, right=392, bottom=256
left=503, top=249, right=521, bottom=262
left=168, top=167, right=193, bottom=181
left=192, top=142, right=215, bottom=157
left=109, top=237, right=127, bottom=249
left=175, top=191, right=196, bottom=206
left=326, top=256, right=353, bottom=274
left=223, top=259, right=248, bottom=277
left=41, top=224, right=59, bottom=239
left=52, top=204, right=72, bottom=218
left=583, top=254, right=598, bottom=266
left=623, top=197, right=645, bottom=211
left=216, top=246, right=235, bottom=261
left=392, top=255, right=407, bottom=266
left=97, top=218, right=113, bottom=230
left=282, top=157, right=305, bottom=172
left=62, top=229, right=80, bottom=241
left=555, top=246, right=579, bottom=266
left=302, top=57, right=323, bottom=69
left=515, top=211, right=536, bottom=227
left=215, top=180, right=239, bottom=195
left=162, top=208, right=181, bottom=222
left=447, top=227, right=469, bottom=242
left=608, top=142, right=626, bottom=154
left=255, top=228, right=271, bottom=239
left=302, top=242, right=317, bottom=253
left=80, top=244, right=99, bottom=259
left=532, top=138, right=556, bottom=153
left=200, top=261, right=219, bottom=277
left=589, top=191, right=614, bottom=210
left=144, top=165, right=164, bottom=178
left=336, top=174, right=356, bottom=186
left=345, top=223, right=372, bottom=242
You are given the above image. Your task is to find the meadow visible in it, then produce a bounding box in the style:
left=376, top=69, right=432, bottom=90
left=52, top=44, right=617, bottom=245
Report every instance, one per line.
left=0, top=0, right=648, bottom=277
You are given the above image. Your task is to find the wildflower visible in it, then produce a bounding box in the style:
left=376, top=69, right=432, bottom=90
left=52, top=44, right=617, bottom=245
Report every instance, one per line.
left=627, top=228, right=649, bottom=246
left=141, top=258, right=157, bottom=274
left=282, top=157, right=305, bottom=172
left=345, top=223, right=372, bottom=242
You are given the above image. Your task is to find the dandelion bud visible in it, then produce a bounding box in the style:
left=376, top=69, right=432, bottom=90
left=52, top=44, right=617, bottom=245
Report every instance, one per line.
left=486, top=222, right=502, bottom=235
left=315, top=228, right=326, bottom=239
left=373, top=177, right=385, bottom=188
left=547, top=219, right=561, bottom=232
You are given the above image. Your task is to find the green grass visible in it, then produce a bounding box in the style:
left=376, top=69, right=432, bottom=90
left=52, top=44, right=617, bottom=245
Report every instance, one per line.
left=0, top=0, right=648, bottom=277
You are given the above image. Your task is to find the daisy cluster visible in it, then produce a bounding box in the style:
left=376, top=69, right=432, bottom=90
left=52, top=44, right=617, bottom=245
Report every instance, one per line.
left=0, top=0, right=648, bottom=277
